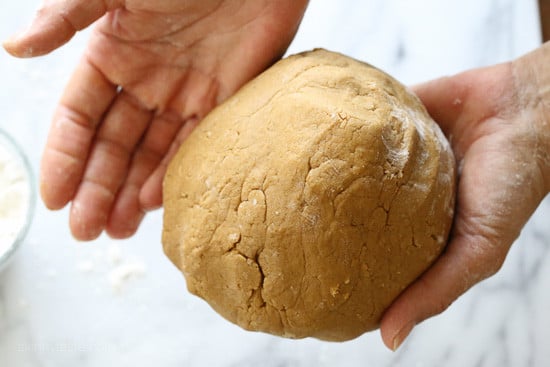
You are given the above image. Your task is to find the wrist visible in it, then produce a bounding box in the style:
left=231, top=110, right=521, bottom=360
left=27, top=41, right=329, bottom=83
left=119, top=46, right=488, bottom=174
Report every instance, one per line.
left=512, top=42, right=550, bottom=192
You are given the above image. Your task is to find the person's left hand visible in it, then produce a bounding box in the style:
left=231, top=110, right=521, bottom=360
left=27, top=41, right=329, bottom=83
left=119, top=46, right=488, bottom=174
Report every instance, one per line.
left=380, top=44, right=550, bottom=350
left=4, top=0, right=308, bottom=240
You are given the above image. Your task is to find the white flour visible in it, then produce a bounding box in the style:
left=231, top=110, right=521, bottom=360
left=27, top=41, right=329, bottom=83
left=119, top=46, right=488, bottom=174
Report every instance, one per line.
left=0, top=140, right=30, bottom=259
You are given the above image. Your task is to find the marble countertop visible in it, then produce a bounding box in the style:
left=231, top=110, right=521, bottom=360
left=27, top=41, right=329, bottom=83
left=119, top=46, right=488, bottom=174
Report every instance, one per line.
left=0, top=0, right=547, bottom=366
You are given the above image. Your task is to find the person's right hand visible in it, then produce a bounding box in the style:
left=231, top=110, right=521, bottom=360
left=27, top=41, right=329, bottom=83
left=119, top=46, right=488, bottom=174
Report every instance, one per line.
left=380, top=42, right=550, bottom=350
left=4, top=0, right=308, bottom=240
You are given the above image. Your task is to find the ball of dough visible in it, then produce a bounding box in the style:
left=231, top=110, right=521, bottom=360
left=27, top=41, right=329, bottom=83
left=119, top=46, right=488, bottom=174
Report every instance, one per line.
left=162, top=49, right=456, bottom=341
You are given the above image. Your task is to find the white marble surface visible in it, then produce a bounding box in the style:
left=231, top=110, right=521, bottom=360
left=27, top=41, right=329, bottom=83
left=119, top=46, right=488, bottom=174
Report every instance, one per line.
left=0, top=0, right=547, bottom=366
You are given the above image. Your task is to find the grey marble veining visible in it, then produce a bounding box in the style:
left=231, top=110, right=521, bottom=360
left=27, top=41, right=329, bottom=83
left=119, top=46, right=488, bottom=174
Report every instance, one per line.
left=0, top=0, right=546, bottom=366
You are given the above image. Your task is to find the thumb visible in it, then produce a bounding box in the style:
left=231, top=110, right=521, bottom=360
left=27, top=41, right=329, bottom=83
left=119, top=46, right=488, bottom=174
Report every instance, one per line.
left=3, top=0, right=122, bottom=58
left=410, top=76, right=466, bottom=138
left=411, top=62, right=512, bottom=138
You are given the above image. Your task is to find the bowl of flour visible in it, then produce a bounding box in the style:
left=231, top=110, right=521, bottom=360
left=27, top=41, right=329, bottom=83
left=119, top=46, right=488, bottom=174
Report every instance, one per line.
left=0, top=128, right=34, bottom=272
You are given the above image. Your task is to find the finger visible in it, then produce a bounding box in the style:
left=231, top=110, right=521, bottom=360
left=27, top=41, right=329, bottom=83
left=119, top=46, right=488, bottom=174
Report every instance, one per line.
left=411, top=63, right=511, bottom=138
left=105, top=113, right=185, bottom=238
left=104, top=157, right=153, bottom=239
left=41, top=57, right=117, bottom=210
left=3, top=0, right=122, bottom=58
left=140, top=116, right=200, bottom=210
left=411, top=76, right=470, bottom=139
left=68, top=92, right=152, bottom=241
left=379, top=225, right=511, bottom=351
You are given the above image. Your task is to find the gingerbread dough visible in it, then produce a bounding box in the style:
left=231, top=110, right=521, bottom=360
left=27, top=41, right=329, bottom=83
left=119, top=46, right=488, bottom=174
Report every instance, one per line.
left=162, top=49, right=456, bottom=341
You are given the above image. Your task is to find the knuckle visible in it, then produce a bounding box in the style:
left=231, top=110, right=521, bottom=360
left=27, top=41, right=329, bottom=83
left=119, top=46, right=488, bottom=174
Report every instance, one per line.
left=466, top=234, right=508, bottom=278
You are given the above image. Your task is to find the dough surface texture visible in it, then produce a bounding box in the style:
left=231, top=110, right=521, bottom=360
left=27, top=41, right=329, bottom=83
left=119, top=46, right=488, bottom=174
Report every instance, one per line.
left=162, top=49, right=456, bottom=341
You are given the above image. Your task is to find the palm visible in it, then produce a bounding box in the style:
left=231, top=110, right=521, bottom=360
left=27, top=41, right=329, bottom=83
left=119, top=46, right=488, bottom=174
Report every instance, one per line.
left=380, top=60, right=549, bottom=350
left=452, top=127, right=542, bottom=253
left=5, top=0, right=308, bottom=240
left=92, top=0, right=300, bottom=113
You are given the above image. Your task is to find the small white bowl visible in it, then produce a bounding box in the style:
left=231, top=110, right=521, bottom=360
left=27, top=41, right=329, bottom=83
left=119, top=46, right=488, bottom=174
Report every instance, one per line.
left=0, top=128, right=35, bottom=272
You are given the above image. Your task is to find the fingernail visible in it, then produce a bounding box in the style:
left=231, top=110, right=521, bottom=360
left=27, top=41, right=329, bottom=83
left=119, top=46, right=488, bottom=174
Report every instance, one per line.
left=391, top=323, right=415, bottom=351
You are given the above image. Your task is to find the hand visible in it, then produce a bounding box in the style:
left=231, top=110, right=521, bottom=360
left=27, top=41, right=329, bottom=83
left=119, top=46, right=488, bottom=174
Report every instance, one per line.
left=380, top=43, right=550, bottom=350
left=4, top=0, right=308, bottom=240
